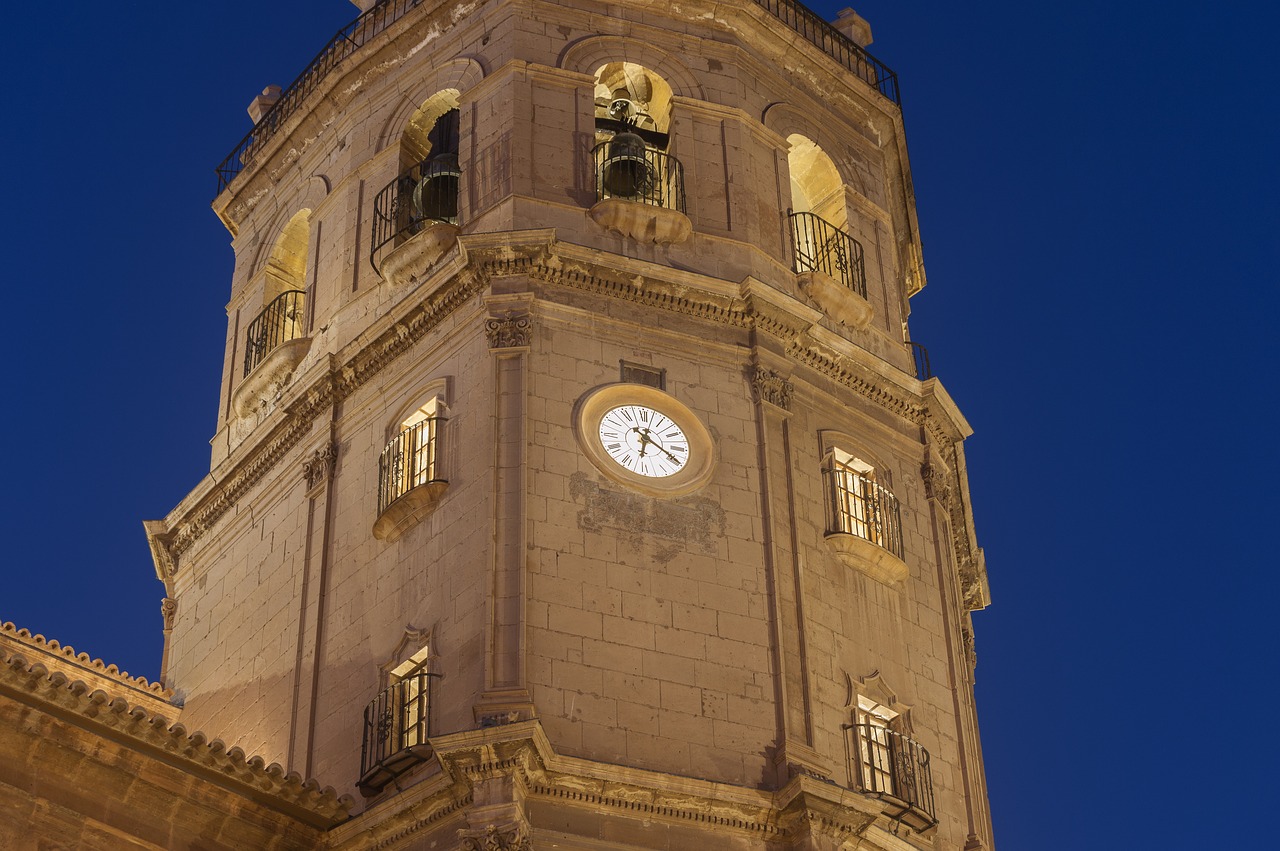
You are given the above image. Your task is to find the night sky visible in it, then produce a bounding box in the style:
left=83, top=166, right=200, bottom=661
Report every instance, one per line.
left=1, top=2, right=1275, bottom=847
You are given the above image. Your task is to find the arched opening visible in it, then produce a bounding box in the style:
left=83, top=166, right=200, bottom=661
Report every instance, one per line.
left=786, top=135, right=867, bottom=305
left=592, top=62, right=674, bottom=139
left=588, top=62, right=688, bottom=240
left=244, top=209, right=310, bottom=379
left=371, top=90, right=463, bottom=277
left=787, top=134, right=845, bottom=228
left=264, top=209, right=310, bottom=301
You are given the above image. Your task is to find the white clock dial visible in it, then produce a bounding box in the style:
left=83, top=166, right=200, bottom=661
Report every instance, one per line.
left=597, top=404, right=690, bottom=478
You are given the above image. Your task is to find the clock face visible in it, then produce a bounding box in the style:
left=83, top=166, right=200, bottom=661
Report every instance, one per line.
left=597, top=405, right=689, bottom=478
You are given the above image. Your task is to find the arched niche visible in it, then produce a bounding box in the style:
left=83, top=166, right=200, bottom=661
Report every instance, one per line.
left=787, top=134, right=846, bottom=229
left=263, top=208, right=311, bottom=301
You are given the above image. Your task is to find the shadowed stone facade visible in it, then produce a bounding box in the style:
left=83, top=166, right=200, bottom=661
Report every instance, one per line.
left=2, top=2, right=995, bottom=849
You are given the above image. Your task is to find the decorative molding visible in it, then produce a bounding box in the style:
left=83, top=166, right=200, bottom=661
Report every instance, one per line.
left=160, top=599, right=178, bottom=631
left=457, top=824, right=531, bottom=851
left=484, top=314, right=532, bottom=349
left=302, top=442, right=338, bottom=492
left=751, top=366, right=793, bottom=410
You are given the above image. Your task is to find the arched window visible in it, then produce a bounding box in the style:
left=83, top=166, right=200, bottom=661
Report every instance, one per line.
left=824, top=445, right=906, bottom=578
left=373, top=394, right=449, bottom=542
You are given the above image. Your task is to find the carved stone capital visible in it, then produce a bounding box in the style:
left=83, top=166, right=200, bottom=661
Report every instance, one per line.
left=303, top=442, right=338, bottom=493
left=160, top=598, right=178, bottom=631
left=921, top=461, right=954, bottom=509
left=751, top=366, right=794, bottom=411
left=485, top=314, right=532, bottom=350
left=458, top=823, right=531, bottom=851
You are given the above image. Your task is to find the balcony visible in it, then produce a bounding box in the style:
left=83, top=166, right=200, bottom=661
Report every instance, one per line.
left=373, top=415, right=447, bottom=542
left=370, top=159, right=461, bottom=285
left=358, top=673, right=437, bottom=796
left=789, top=210, right=872, bottom=329
left=846, top=722, right=937, bottom=831
left=752, top=0, right=899, bottom=103
left=823, top=461, right=907, bottom=583
left=589, top=137, right=691, bottom=244
left=232, top=290, right=311, bottom=418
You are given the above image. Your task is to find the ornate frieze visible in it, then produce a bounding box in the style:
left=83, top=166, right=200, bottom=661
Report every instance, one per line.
left=750, top=366, right=794, bottom=411
left=457, top=824, right=531, bottom=851
left=484, top=314, right=532, bottom=349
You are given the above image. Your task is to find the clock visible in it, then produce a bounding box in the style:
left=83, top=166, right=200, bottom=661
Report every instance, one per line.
left=597, top=404, right=689, bottom=478
left=575, top=384, right=715, bottom=496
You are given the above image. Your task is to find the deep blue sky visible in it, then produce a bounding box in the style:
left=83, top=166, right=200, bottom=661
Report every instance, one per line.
left=1, top=2, right=1276, bottom=847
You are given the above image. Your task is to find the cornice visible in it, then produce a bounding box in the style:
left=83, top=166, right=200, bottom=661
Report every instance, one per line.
left=0, top=645, right=353, bottom=827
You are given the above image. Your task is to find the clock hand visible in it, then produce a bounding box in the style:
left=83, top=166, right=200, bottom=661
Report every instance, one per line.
left=639, top=427, right=680, bottom=464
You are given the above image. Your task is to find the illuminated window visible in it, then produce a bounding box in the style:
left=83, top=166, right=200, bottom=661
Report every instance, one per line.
left=822, top=448, right=903, bottom=558
left=378, top=396, right=446, bottom=515
left=845, top=691, right=937, bottom=828
left=359, top=641, right=438, bottom=794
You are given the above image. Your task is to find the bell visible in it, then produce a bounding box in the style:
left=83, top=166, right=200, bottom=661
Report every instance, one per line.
left=602, top=132, right=653, bottom=198
left=412, top=153, right=460, bottom=224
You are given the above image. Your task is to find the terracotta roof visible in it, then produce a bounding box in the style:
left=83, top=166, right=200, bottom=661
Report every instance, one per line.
left=0, top=629, right=353, bottom=827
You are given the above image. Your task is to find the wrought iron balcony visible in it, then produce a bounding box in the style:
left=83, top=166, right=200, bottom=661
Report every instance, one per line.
left=378, top=416, right=446, bottom=515
left=242, top=290, right=306, bottom=377
left=370, top=159, right=462, bottom=275
left=824, top=465, right=904, bottom=559
left=789, top=210, right=867, bottom=299
left=908, top=341, right=933, bottom=380
left=753, top=0, right=899, bottom=103
left=215, top=0, right=428, bottom=195
left=358, top=673, right=438, bottom=795
left=592, top=137, right=686, bottom=212
left=846, top=722, right=937, bottom=830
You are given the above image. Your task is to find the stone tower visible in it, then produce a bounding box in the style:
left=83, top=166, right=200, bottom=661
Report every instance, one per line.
left=143, top=1, right=995, bottom=848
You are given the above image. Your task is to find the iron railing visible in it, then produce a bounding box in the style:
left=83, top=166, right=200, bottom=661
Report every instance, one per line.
left=214, top=0, right=427, bottom=195
left=378, top=417, right=446, bottom=515
left=753, top=0, right=899, bottom=103
left=370, top=159, right=462, bottom=273
left=789, top=210, right=867, bottom=299
left=242, top=290, right=306, bottom=377
left=359, top=673, right=437, bottom=785
left=593, top=139, right=686, bottom=212
left=824, top=463, right=904, bottom=558
left=909, top=341, right=932, bottom=380
left=846, top=722, right=936, bottom=825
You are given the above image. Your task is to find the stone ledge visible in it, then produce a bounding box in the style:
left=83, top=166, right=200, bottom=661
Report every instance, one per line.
left=372, top=481, right=449, bottom=542
left=378, top=223, right=460, bottom=287
left=798, top=270, right=873, bottom=329
left=232, top=335, right=313, bottom=419
left=589, top=198, right=692, bottom=244
left=824, top=532, right=909, bottom=584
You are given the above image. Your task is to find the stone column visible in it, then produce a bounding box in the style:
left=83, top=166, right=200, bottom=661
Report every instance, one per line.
left=474, top=298, right=536, bottom=726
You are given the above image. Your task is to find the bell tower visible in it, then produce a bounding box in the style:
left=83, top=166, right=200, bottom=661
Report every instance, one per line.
left=145, top=1, right=996, bottom=848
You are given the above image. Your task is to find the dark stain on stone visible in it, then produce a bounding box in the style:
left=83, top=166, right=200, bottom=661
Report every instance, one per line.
left=570, top=473, right=725, bottom=556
